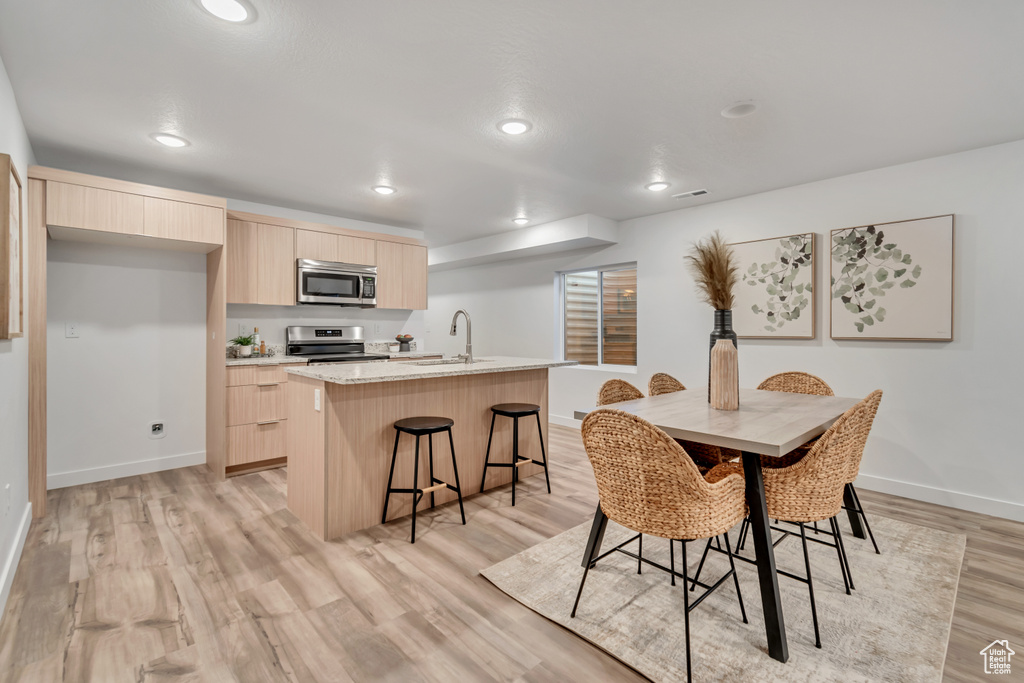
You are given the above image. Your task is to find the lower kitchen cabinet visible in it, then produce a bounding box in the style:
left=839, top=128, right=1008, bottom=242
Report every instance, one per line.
left=225, top=362, right=304, bottom=473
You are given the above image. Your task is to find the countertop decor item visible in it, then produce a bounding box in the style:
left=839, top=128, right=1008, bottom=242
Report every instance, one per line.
left=396, top=334, right=414, bottom=352
left=686, top=231, right=739, bottom=402
left=230, top=334, right=255, bottom=357
left=709, top=339, right=739, bottom=410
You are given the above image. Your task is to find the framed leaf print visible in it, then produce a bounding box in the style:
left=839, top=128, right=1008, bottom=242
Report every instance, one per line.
left=732, top=233, right=816, bottom=339
left=0, top=153, right=22, bottom=339
left=830, top=215, right=953, bottom=341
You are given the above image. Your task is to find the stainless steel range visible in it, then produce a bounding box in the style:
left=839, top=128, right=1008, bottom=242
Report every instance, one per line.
left=285, top=326, right=389, bottom=364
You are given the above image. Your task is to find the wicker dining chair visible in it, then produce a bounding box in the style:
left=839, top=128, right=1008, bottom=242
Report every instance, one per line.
left=596, top=379, right=644, bottom=406
left=574, top=408, right=749, bottom=682
left=648, top=372, right=687, bottom=396
left=646, top=372, right=742, bottom=471
left=757, top=371, right=835, bottom=397
left=703, top=390, right=883, bottom=649
left=842, top=391, right=884, bottom=554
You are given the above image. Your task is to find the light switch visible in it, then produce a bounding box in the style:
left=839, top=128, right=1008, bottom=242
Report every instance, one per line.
left=65, top=322, right=79, bottom=338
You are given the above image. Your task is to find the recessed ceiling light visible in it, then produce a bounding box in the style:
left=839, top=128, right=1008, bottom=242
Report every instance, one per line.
left=513, top=217, right=529, bottom=226
left=151, top=133, right=190, bottom=148
left=498, top=119, right=532, bottom=135
left=645, top=181, right=670, bottom=192
left=372, top=185, right=396, bottom=195
left=721, top=100, right=758, bottom=118
left=200, top=0, right=248, bottom=22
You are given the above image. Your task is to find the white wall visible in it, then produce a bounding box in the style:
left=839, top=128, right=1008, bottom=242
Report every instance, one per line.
left=426, top=139, right=1024, bottom=522
left=0, top=54, right=35, bottom=622
left=46, top=241, right=207, bottom=487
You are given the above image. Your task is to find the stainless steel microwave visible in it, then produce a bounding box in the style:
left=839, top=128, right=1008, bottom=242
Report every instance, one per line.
left=296, top=259, right=377, bottom=307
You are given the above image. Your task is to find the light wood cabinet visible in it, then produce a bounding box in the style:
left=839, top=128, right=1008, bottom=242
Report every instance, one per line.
left=224, top=362, right=304, bottom=471
left=226, top=219, right=258, bottom=304
left=295, top=229, right=338, bottom=262
left=143, top=197, right=223, bottom=244
left=45, top=181, right=144, bottom=234
left=257, top=223, right=295, bottom=305
left=376, top=241, right=427, bottom=310
left=227, top=221, right=295, bottom=305
left=338, top=234, right=376, bottom=265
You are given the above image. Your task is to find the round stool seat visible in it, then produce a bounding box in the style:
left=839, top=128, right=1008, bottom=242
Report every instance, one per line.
left=394, top=416, right=454, bottom=435
left=491, top=403, right=541, bottom=418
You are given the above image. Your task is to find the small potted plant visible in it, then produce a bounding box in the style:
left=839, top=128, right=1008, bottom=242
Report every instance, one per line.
left=230, top=334, right=255, bottom=357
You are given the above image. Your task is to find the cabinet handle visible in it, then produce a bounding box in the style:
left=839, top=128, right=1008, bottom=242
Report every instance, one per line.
left=257, top=382, right=281, bottom=387
left=257, top=420, right=282, bottom=425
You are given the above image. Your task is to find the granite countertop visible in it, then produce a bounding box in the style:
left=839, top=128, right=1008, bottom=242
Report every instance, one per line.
left=226, top=355, right=309, bottom=367
left=383, top=351, right=443, bottom=359
left=286, top=356, right=578, bottom=384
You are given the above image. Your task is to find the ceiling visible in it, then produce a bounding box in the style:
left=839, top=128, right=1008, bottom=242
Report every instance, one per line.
left=2, top=1, right=1024, bottom=246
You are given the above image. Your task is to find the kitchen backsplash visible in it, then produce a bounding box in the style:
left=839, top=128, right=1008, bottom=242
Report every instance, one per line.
left=227, top=303, right=427, bottom=348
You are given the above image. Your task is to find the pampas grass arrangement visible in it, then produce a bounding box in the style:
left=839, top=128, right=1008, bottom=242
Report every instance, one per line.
left=686, top=231, right=738, bottom=310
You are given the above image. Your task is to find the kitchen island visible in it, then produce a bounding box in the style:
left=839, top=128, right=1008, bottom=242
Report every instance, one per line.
left=284, top=357, right=575, bottom=540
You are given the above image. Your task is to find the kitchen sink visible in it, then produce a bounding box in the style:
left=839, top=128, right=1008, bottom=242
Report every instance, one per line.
left=406, top=358, right=494, bottom=366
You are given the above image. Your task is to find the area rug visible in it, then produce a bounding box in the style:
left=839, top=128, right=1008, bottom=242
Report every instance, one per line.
left=481, top=515, right=965, bottom=682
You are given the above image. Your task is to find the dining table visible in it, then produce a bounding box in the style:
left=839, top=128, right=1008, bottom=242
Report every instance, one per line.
left=573, top=387, right=861, bottom=663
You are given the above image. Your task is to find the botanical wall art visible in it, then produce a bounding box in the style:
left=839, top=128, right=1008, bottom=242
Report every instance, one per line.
left=830, top=214, right=953, bottom=341
left=731, top=233, right=815, bottom=338
left=0, top=153, right=22, bottom=340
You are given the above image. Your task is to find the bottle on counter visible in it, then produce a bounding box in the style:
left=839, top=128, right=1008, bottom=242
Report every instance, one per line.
left=252, top=327, right=260, bottom=354
left=260, top=341, right=266, bottom=356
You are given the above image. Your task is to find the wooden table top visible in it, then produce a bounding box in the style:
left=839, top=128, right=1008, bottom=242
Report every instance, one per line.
left=574, top=388, right=860, bottom=457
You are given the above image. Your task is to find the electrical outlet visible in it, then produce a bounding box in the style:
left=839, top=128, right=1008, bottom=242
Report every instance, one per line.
left=314, top=389, right=321, bottom=412
left=65, top=322, right=79, bottom=338
left=149, top=421, right=166, bottom=439
left=373, top=323, right=382, bottom=335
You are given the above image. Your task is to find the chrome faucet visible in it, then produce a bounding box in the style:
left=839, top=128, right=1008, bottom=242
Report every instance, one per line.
left=450, top=309, right=473, bottom=364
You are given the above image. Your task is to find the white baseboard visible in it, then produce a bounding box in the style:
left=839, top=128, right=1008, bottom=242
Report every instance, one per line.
left=0, top=502, right=32, bottom=621
left=855, top=473, right=1024, bottom=523
left=47, top=451, right=207, bottom=490
left=550, top=414, right=581, bottom=429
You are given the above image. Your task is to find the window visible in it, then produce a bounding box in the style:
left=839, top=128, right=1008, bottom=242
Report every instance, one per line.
left=561, top=265, right=637, bottom=366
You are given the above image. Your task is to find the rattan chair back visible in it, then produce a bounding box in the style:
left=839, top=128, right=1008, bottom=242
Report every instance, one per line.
left=648, top=373, right=687, bottom=396
left=763, top=390, right=881, bottom=522
left=581, top=409, right=747, bottom=540
left=597, top=379, right=644, bottom=406
left=757, top=371, right=835, bottom=396
left=843, top=390, right=882, bottom=484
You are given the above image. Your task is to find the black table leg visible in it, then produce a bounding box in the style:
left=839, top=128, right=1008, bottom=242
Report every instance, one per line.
left=581, top=504, right=608, bottom=568
left=843, top=483, right=866, bottom=539
left=742, top=451, right=789, bottom=663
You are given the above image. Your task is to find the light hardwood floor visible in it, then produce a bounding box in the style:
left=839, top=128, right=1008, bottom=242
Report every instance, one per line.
left=0, top=425, right=1019, bottom=682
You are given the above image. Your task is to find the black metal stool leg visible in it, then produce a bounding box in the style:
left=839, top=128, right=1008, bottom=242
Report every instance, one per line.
left=382, top=429, right=401, bottom=524
left=851, top=486, right=881, bottom=554
left=829, top=516, right=852, bottom=595
left=690, top=537, right=714, bottom=591
left=833, top=515, right=855, bottom=591
left=480, top=413, right=496, bottom=492
left=428, top=433, right=436, bottom=509
left=669, top=538, right=675, bottom=586
left=411, top=435, right=421, bottom=543
left=723, top=533, right=747, bottom=623
left=799, top=522, right=821, bottom=648
left=681, top=540, right=692, bottom=683
left=637, top=534, right=643, bottom=575
left=447, top=427, right=466, bottom=524
left=535, top=412, right=551, bottom=494
left=512, top=416, right=519, bottom=506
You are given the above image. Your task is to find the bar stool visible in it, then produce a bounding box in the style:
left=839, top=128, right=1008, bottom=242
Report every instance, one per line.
left=480, top=403, right=551, bottom=506
left=382, top=416, right=466, bottom=543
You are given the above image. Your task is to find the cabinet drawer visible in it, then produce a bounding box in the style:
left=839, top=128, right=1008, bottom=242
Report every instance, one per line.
left=258, top=384, right=287, bottom=422
left=226, top=385, right=257, bottom=426
left=226, top=421, right=287, bottom=466
left=226, top=366, right=256, bottom=386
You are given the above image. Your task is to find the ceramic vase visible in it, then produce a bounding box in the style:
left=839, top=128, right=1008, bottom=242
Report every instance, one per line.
left=708, top=309, right=738, bottom=401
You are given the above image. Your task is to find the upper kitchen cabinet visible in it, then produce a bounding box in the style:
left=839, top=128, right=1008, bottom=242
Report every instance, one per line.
left=227, top=219, right=295, bottom=305
left=38, top=168, right=225, bottom=248
left=143, top=197, right=224, bottom=244
left=295, top=228, right=376, bottom=266
left=377, top=241, right=427, bottom=310
left=46, top=181, right=144, bottom=235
